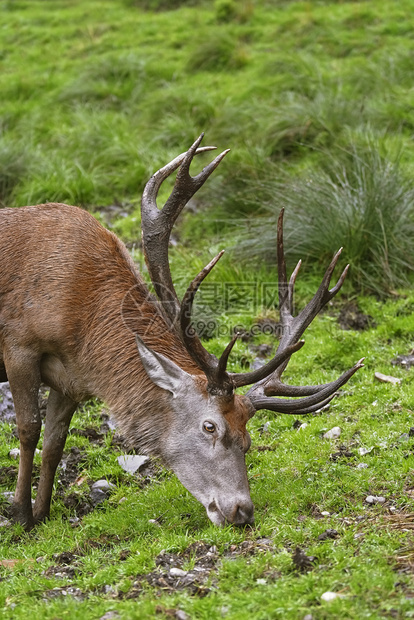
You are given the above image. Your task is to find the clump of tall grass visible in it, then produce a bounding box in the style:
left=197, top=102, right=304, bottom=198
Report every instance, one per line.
left=214, top=0, right=254, bottom=23
left=236, top=142, right=414, bottom=296
left=187, top=34, right=249, bottom=72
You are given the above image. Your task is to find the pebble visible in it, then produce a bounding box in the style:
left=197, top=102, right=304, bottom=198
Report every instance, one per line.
left=318, top=529, right=338, bottom=541
left=90, top=488, right=108, bottom=505
left=365, top=495, right=386, bottom=504
left=175, top=612, right=189, bottom=620
left=374, top=372, right=401, bottom=385
left=321, top=511, right=330, bottom=517
left=303, top=615, right=313, bottom=620
left=117, top=455, right=149, bottom=474
left=298, top=423, right=308, bottom=431
left=8, top=448, right=41, bottom=459
left=323, top=427, right=341, bottom=440
left=321, top=591, right=343, bottom=602
left=91, top=480, right=116, bottom=491
left=256, top=578, right=267, bottom=585
left=169, top=567, right=188, bottom=577
left=0, top=518, right=11, bottom=527
left=357, top=463, right=369, bottom=469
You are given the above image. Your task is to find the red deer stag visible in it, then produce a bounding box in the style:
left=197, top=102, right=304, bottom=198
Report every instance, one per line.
left=0, top=135, right=363, bottom=529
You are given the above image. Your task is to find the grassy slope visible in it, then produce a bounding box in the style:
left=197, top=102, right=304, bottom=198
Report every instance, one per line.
left=1, top=1, right=414, bottom=618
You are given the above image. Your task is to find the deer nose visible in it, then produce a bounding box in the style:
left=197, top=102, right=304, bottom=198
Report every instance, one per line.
left=231, top=499, right=255, bottom=526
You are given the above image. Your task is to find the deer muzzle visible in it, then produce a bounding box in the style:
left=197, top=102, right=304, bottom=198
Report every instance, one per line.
left=207, top=497, right=254, bottom=527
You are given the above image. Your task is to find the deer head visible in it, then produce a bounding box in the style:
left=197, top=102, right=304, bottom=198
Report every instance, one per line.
left=138, top=134, right=363, bottom=526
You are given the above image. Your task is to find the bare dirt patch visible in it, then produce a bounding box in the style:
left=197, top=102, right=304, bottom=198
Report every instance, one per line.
left=122, top=538, right=275, bottom=599
left=338, top=302, right=374, bottom=331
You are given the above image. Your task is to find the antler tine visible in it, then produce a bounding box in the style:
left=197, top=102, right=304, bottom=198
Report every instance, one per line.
left=288, top=260, right=301, bottom=312
left=248, top=359, right=364, bottom=414
left=217, top=332, right=239, bottom=382
left=180, top=251, right=225, bottom=378
left=285, top=393, right=337, bottom=415
left=141, top=135, right=229, bottom=327
left=277, top=209, right=289, bottom=318
left=164, top=146, right=231, bottom=220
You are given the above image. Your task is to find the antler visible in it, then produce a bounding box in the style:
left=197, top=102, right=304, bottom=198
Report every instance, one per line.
left=141, top=133, right=229, bottom=328
left=141, top=134, right=235, bottom=394
left=141, top=138, right=363, bottom=405
left=245, top=209, right=363, bottom=414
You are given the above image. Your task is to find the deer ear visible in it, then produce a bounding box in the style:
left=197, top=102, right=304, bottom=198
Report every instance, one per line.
left=135, top=335, right=190, bottom=396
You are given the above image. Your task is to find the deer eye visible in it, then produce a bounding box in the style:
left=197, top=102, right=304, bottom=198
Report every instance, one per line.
left=203, top=421, right=216, bottom=434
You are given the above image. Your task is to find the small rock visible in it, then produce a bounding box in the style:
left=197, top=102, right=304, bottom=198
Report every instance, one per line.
left=90, top=488, right=108, bottom=505
left=0, top=518, right=11, bottom=527
left=365, top=495, right=386, bottom=504
left=256, top=578, right=267, bottom=585
left=175, top=612, right=189, bottom=620
left=358, top=447, right=373, bottom=456
left=323, top=427, right=341, bottom=440
left=169, top=568, right=187, bottom=577
left=357, top=463, right=369, bottom=469
left=148, top=519, right=161, bottom=526
left=318, top=529, right=339, bottom=541
left=389, top=506, right=397, bottom=513
left=298, top=423, right=308, bottom=431
left=8, top=448, right=20, bottom=459
left=374, top=372, right=401, bottom=385
left=303, top=615, right=313, bottom=620
left=354, top=532, right=365, bottom=540
left=2, top=491, right=14, bottom=503
left=321, top=511, right=330, bottom=517
left=117, top=455, right=149, bottom=474
left=259, top=421, right=271, bottom=434
left=91, top=480, right=116, bottom=491
left=99, top=613, right=120, bottom=620
left=321, top=591, right=343, bottom=602
left=118, top=497, right=127, bottom=504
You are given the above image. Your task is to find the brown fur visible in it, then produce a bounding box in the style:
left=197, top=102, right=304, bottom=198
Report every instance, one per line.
left=0, top=203, right=250, bottom=526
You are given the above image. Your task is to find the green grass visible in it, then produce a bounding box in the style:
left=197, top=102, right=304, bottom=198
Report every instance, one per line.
left=1, top=288, right=414, bottom=620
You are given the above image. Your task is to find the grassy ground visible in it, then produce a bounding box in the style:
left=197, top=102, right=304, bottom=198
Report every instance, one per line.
left=1, top=290, right=414, bottom=619
left=1, top=0, right=414, bottom=618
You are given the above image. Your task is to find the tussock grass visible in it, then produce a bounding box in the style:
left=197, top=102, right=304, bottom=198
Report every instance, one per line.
left=236, top=141, right=414, bottom=295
